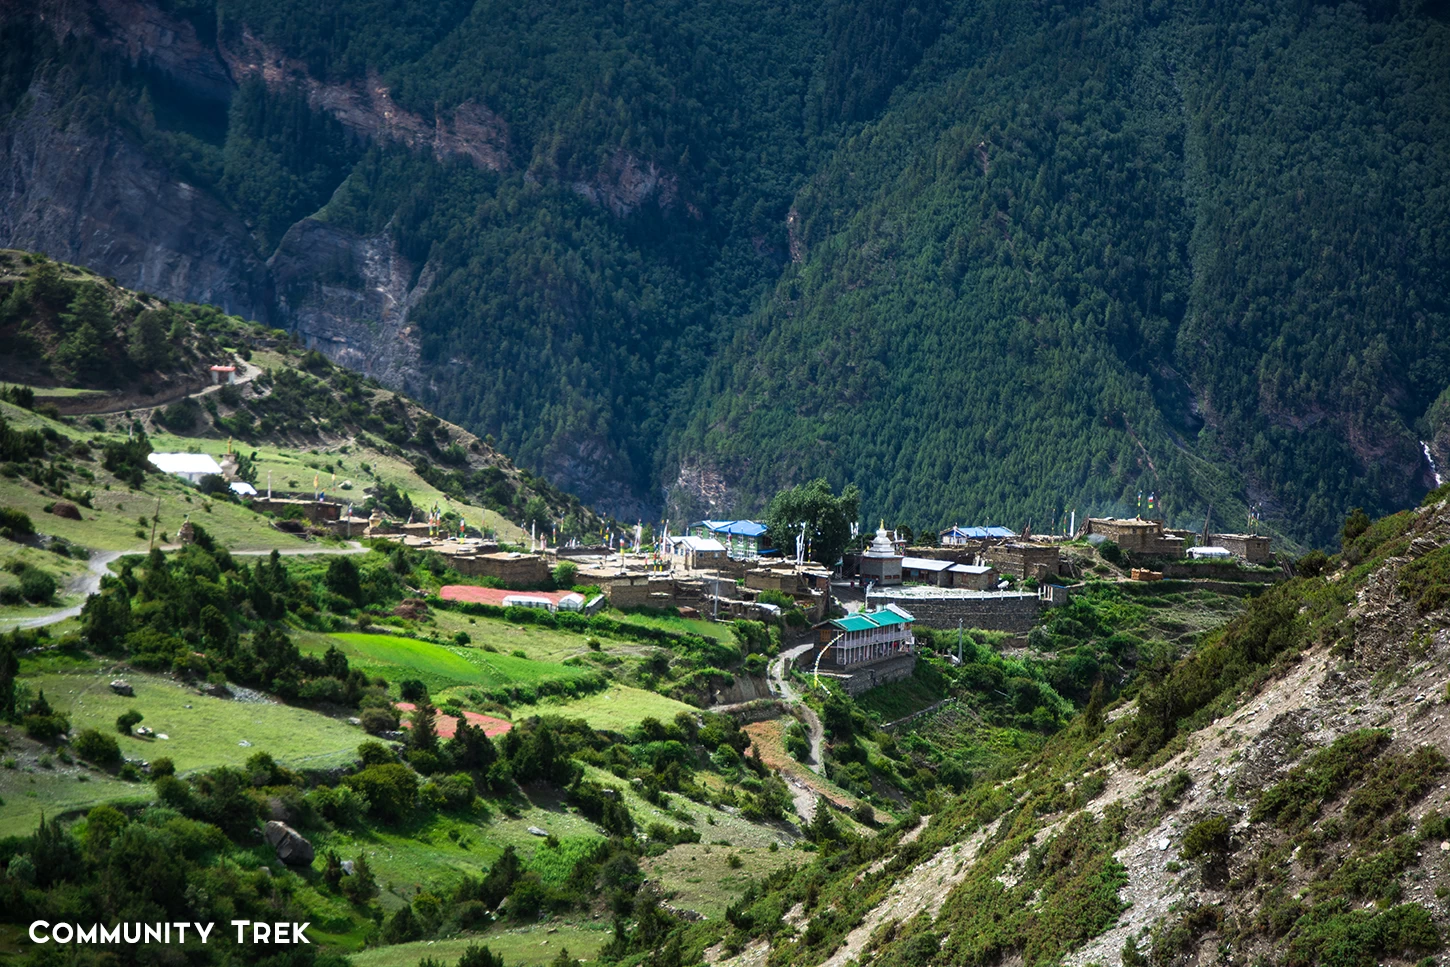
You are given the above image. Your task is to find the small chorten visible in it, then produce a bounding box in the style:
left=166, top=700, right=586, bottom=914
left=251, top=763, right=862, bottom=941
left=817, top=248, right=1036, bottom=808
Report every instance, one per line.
left=859, top=520, right=903, bottom=585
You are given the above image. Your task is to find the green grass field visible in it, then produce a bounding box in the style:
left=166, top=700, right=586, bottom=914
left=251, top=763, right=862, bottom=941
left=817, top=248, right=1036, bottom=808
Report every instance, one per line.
left=507, top=686, right=696, bottom=732
left=641, top=842, right=799, bottom=919
left=348, top=921, right=611, bottom=967
left=426, top=611, right=615, bottom=664
left=318, top=632, right=594, bottom=695
left=1, top=669, right=365, bottom=835
left=611, top=611, right=736, bottom=643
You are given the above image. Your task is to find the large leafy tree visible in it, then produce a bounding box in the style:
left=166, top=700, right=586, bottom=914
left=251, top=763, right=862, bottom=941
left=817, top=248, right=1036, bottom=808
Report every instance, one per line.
left=764, top=478, right=860, bottom=567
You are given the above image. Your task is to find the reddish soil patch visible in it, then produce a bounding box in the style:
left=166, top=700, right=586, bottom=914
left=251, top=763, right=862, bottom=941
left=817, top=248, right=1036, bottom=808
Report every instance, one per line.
left=395, top=702, right=512, bottom=739
left=440, top=585, right=580, bottom=607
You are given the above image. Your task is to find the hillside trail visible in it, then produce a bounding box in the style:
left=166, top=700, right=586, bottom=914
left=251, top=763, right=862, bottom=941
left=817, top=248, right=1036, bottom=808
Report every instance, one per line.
left=56, top=357, right=261, bottom=417
left=0, top=550, right=123, bottom=630
left=769, top=640, right=825, bottom=771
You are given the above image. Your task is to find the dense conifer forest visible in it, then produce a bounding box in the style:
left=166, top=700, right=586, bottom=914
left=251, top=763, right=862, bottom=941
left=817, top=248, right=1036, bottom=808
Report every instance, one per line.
left=1, top=0, right=1448, bottom=545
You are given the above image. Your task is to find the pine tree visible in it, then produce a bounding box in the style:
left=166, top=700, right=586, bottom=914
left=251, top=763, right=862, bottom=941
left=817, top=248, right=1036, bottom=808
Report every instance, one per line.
left=409, top=703, right=438, bottom=751
left=128, top=308, right=171, bottom=370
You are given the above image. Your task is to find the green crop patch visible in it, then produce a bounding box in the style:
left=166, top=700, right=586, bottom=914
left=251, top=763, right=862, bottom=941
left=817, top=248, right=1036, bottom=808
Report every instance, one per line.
left=507, top=686, right=697, bottom=732
left=321, top=632, right=596, bottom=696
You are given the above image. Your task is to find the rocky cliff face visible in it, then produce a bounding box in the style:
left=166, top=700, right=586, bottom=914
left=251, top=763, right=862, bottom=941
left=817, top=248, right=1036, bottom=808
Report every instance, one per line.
left=267, top=217, right=430, bottom=397
left=31, top=0, right=234, bottom=103
left=570, top=150, right=680, bottom=219
left=0, top=83, right=270, bottom=320
left=216, top=26, right=511, bottom=172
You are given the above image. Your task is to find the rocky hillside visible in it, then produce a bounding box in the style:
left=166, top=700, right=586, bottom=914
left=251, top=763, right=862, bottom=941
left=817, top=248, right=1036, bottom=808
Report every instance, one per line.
left=1, top=0, right=1447, bottom=540
left=698, top=490, right=1450, bottom=967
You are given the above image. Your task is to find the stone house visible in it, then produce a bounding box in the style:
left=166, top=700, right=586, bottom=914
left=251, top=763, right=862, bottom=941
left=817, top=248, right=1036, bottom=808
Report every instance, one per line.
left=1082, top=518, right=1185, bottom=557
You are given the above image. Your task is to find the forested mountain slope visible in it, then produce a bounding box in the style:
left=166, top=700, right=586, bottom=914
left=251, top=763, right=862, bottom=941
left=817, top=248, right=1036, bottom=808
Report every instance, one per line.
left=0, top=0, right=1447, bottom=543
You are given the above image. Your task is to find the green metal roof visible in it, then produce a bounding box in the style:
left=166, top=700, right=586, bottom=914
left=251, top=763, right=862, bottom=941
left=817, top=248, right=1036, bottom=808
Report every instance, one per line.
left=830, top=607, right=913, bottom=632
left=869, top=609, right=912, bottom=626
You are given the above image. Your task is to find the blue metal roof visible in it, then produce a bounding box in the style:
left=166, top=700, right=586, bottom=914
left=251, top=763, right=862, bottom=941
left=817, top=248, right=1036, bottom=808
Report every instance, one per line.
left=693, top=519, right=768, bottom=538
left=941, top=525, right=1016, bottom=539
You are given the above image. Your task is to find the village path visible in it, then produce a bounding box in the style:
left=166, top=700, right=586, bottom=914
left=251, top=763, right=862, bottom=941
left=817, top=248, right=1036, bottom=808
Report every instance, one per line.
left=769, top=641, right=825, bottom=774
left=65, top=357, right=262, bottom=417
left=1, top=550, right=122, bottom=630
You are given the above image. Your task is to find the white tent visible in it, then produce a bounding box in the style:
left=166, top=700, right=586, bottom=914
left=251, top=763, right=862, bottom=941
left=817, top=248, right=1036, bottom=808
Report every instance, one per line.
left=147, top=452, right=223, bottom=483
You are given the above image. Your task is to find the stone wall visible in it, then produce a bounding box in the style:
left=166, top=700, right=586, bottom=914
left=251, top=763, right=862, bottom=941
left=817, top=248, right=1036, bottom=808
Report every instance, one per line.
left=985, top=543, right=1060, bottom=579
left=1160, top=561, right=1280, bottom=583
left=868, top=591, right=1041, bottom=632
left=249, top=498, right=341, bottom=522
left=810, top=655, right=917, bottom=696
left=450, top=553, right=550, bottom=585
left=1213, top=534, right=1273, bottom=565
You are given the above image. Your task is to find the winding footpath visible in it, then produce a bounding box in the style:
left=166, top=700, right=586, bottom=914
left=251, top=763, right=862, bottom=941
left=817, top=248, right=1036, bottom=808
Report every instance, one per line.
left=1, top=550, right=121, bottom=630
left=769, top=640, right=826, bottom=773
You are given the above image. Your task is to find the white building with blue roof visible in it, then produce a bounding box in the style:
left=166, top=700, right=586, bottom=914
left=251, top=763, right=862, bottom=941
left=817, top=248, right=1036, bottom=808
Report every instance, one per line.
left=688, top=519, right=771, bottom=560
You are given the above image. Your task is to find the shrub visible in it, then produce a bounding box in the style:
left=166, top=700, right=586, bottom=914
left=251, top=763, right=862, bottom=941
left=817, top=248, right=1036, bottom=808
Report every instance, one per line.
left=19, top=568, right=55, bottom=603
left=149, top=757, right=175, bottom=779
left=73, top=728, right=122, bottom=766
left=1161, top=770, right=1193, bottom=807
left=115, top=709, right=143, bottom=734
left=196, top=474, right=228, bottom=496
left=1297, top=549, right=1329, bottom=578
left=399, top=679, right=428, bottom=702
left=345, top=764, right=418, bottom=823
left=1182, top=815, right=1232, bottom=860
left=552, top=560, right=578, bottom=589
left=360, top=707, right=400, bottom=734
left=308, top=784, right=371, bottom=826
left=23, top=691, right=69, bottom=740
left=1341, top=507, right=1371, bottom=544
left=0, top=507, right=35, bottom=540
left=1099, top=540, right=1122, bottom=564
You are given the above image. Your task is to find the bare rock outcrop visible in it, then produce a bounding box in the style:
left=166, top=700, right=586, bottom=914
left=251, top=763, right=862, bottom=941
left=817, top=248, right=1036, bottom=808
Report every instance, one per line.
left=263, top=821, right=314, bottom=867
left=266, top=218, right=430, bottom=394
left=571, top=150, right=679, bottom=218
left=218, top=27, right=511, bottom=172
left=0, top=84, right=271, bottom=320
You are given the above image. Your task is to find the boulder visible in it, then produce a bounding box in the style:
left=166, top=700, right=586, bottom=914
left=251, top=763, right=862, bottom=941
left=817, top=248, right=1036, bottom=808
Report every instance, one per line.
left=109, top=680, right=134, bottom=696
left=263, top=821, right=315, bottom=867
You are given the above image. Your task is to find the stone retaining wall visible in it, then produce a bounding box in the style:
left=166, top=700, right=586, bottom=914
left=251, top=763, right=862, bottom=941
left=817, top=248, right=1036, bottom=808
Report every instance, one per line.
left=867, top=591, right=1041, bottom=632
